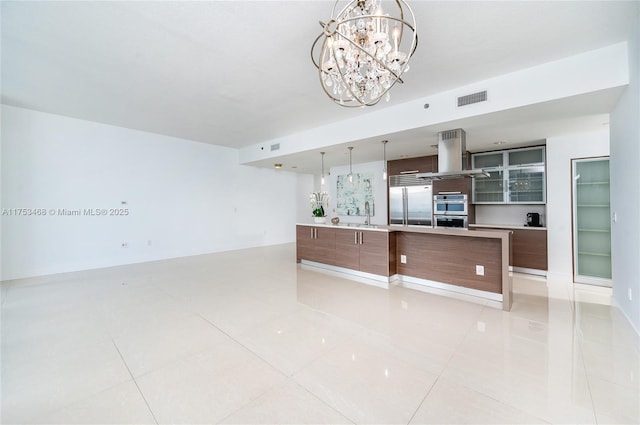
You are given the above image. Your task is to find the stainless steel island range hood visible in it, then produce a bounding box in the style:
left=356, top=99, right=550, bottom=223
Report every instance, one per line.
left=416, top=129, right=489, bottom=180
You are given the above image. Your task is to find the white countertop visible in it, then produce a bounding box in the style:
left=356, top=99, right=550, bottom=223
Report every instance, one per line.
left=469, top=224, right=547, bottom=231
left=297, top=222, right=511, bottom=239
left=297, top=222, right=391, bottom=232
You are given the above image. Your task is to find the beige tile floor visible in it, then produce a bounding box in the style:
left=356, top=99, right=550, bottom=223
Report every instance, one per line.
left=1, top=243, right=639, bottom=424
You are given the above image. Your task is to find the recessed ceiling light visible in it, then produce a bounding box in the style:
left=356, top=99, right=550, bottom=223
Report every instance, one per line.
left=274, top=163, right=283, bottom=169
left=291, top=166, right=297, bottom=169
left=494, top=141, right=507, bottom=145
left=430, top=144, right=438, bottom=149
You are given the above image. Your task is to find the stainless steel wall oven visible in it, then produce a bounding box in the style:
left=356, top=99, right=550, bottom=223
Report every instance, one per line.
left=433, top=193, right=468, bottom=228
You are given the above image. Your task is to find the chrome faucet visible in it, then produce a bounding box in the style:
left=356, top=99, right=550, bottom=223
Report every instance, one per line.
left=364, top=201, right=370, bottom=225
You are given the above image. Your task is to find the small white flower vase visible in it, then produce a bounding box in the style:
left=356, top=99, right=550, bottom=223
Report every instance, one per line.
left=313, top=217, right=326, bottom=224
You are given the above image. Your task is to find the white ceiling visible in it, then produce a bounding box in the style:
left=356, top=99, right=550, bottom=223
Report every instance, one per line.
left=2, top=1, right=639, bottom=173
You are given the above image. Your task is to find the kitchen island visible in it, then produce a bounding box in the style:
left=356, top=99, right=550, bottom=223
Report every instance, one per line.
left=296, top=223, right=512, bottom=311
left=469, top=224, right=548, bottom=274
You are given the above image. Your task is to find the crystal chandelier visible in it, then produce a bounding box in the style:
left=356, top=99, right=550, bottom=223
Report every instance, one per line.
left=311, top=0, right=418, bottom=107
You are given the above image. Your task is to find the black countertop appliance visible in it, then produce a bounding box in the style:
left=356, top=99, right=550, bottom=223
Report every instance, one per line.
left=526, top=212, right=542, bottom=227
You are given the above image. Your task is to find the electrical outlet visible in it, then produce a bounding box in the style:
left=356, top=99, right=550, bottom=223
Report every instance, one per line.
left=400, top=255, right=407, bottom=264
left=476, top=265, right=485, bottom=276
left=121, top=242, right=128, bottom=248
left=629, top=288, right=633, bottom=301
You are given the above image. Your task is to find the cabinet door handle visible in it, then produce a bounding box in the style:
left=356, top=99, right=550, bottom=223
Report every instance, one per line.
left=354, top=231, right=358, bottom=245
left=360, top=231, right=364, bottom=245
left=311, top=228, right=314, bottom=239
left=400, top=170, right=420, bottom=174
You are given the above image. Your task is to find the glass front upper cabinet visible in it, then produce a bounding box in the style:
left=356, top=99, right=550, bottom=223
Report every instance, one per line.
left=472, top=146, right=546, bottom=204
left=473, top=169, right=505, bottom=203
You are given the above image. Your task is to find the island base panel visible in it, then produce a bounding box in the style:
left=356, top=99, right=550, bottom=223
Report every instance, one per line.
left=396, top=232, right=502, bottom=294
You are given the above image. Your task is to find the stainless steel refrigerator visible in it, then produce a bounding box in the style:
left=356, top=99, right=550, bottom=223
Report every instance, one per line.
left=389, top=176, right=433, bottom=226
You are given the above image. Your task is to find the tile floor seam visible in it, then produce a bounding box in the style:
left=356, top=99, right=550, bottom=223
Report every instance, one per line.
left=214, top=377, right=357, bottom=425
left=575, top=333, right=605, bottom=425
left=287, top=377, right=360, bottom=425
left=26, top=377, right=152, bottom=425
left=406, top=375, right=441, bottom=425
left=194, top=312, right=291, bottom=379
left=110, top=337, right=160, bottom=425
left=233, top=314, right=364, bottom=378
left=289, top=379, right=358, bottom=425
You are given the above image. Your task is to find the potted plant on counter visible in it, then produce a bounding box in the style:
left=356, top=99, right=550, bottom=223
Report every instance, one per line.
left=310, top=191, right=329, bottom=223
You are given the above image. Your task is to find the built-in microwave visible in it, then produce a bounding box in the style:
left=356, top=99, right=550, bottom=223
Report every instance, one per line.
left=434, top=215, right=468, bottom=228
left=433, top=193, right=468, bottom=215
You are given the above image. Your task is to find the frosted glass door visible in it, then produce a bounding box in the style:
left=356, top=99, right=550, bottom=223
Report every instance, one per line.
left=473, top=169, right=504, bottom=203
left=573, top=158, right=611, bottom=285
left=508, top=166, right=545, bottom=203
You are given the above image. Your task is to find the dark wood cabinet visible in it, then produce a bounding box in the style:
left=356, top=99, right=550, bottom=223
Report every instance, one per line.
left=387, top=155, right=437, bottom=176
left=297, top=226, right=396, bottom=277
left=432, top=178, right=472, bottom=195
left=470, top=226, right=547, bottom=271
left=512, top=229, right=547, bottom=270
left=296, top=226, right=335, bottom=265
left=334, top=228, right=396, bottom=276
left=359, top=231, right=395, bottom=276
left=334, top=229, right=360, bottom=270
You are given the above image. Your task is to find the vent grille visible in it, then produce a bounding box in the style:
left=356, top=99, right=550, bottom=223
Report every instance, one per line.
left=439, top=129, right=460, bottom=140
left=457, top=90, right=487, bottom=107
left=389, top=174, right=432, bottom=187
left=270, top=143, right=280, bottom=151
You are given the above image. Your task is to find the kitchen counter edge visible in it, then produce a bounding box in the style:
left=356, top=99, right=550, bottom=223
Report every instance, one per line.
left=469, top=224, right=547, bottom=231
left=297, top=223, right=510, bottom=240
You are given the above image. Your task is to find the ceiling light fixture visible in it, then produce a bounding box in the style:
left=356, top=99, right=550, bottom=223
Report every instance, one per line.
left=320, top=151, right=326, bottom=186
left=382, top=140, right=388, bottom=181
left=274, top=163, right=283, bottom=169
left=311, top=0, right=418, bottom=107
left=348, top=146, right=354, bottom=183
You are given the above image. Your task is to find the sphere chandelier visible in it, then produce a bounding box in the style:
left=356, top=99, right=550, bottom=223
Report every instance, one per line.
left=311, top=0, right=418, bottom=107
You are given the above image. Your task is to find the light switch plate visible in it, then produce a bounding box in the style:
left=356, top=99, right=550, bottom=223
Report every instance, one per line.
left=476, top=265, right=485, bottom=276
left=400, top=255, right=407, bottom=264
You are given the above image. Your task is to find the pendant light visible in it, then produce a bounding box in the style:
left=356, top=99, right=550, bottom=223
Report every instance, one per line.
left=320, top=151, right=326, bottom=186
left=347, top=146, right=354, bottom=183
left=382, top=140, right=388, bottom=181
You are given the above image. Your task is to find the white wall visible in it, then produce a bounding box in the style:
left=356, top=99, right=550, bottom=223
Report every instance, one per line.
left=1, top=105, right=298, bottom=281
left=475, top=204, right=546, bottom=227
left=610, top=13, right=640, bottom=337
left=545, top=130, right=610, bottom=282
left=296, top=173, right=315, bottom=222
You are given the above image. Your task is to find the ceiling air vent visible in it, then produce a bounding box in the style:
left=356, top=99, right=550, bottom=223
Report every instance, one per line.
left=457, top=90, right=487, bottom=107
left=270, top=143, right=280, bottom=151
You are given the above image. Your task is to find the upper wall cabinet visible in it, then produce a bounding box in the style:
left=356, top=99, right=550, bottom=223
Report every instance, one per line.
left=472, top=146, right=546, bottom=204
left=387, top=155, right=438, bottom=176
